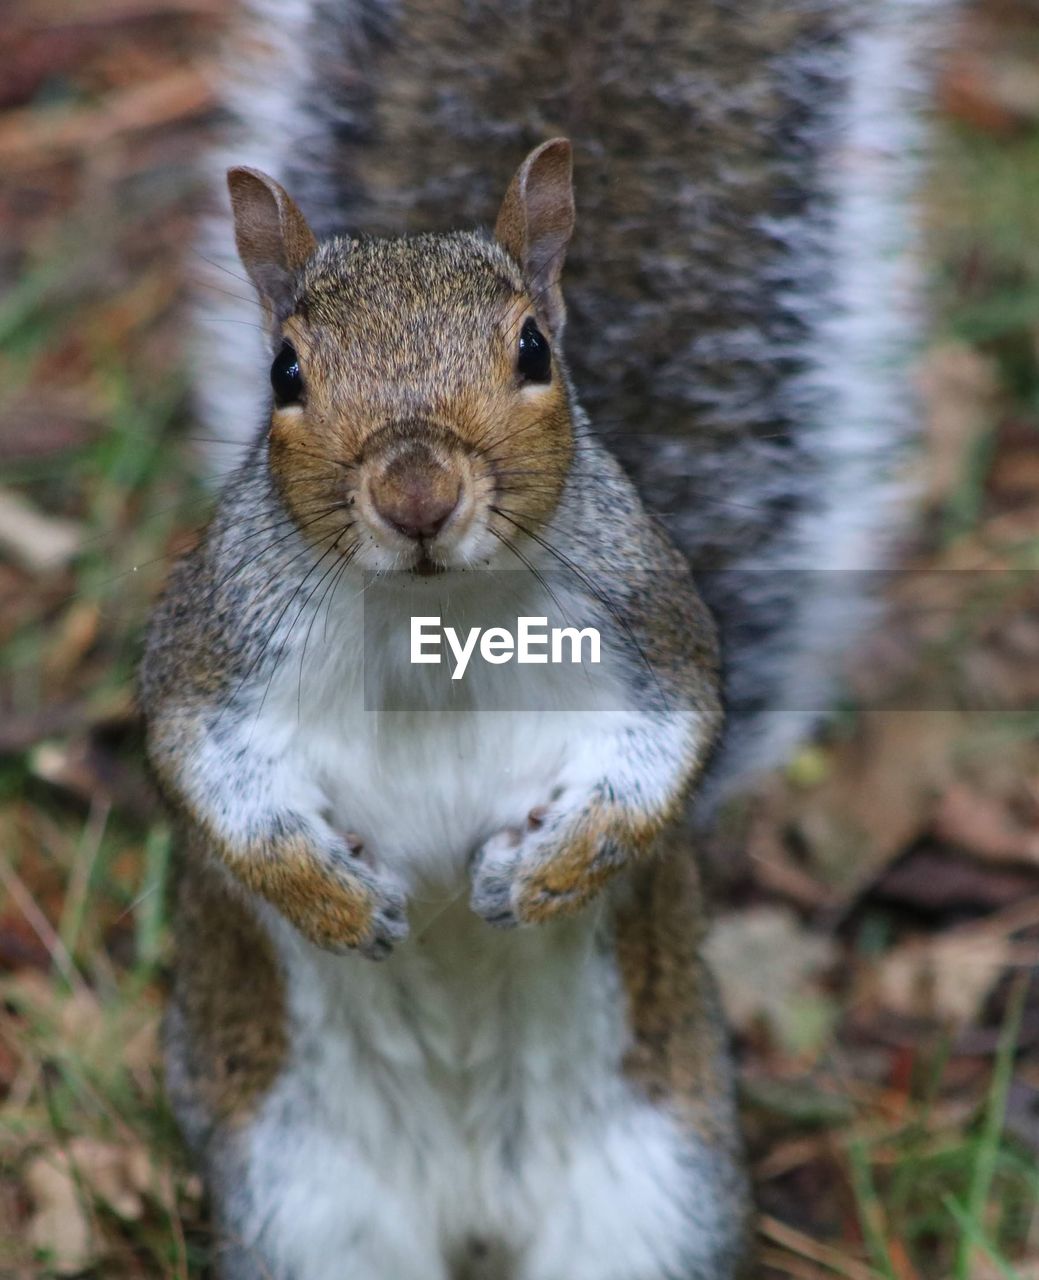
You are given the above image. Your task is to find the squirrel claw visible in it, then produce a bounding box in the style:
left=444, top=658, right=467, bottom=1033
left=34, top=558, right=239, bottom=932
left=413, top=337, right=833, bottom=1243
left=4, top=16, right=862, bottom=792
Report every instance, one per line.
left=468, top=827, right=524, bottom=928
left=358, top=933, right=396, bottom=962
left=359, top=874, right=409, bottom=957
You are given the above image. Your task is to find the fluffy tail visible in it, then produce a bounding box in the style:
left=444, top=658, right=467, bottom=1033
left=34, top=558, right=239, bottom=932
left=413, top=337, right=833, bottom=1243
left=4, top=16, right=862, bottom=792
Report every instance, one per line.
left=192, top=0, right=954, bottom=800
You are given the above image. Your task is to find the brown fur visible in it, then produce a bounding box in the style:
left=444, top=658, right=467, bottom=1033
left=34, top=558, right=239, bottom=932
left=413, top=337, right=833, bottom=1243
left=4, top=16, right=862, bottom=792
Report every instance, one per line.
left=614, top=845, right=739, bottom=1151
left=228, top=167, right=317, bottom=320
left=516, top=802, right=674, bottom=924
left=261, top=0, right=914, bottom=800
left=143, top=128, right=749, bottom=1273
left=168, top=855, right=289, bottom=1127
left=226, top=833, right=377, bottom=952
left=368, top=439, right=460, bottom=534
left=494, top=138, right=574, bottom=336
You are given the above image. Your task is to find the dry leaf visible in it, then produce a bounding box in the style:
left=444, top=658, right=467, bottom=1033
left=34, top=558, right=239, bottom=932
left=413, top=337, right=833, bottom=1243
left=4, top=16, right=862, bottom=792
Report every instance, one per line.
left=872, top=933, right=1009, bottom=1026
left=1, top=971, right=161, bottom=1086
left=782, top=712, right=961, bottom=897
left=973, top=1261, right=1039, bottom=1280
left=24, top=1151, right=93, bottom=1275
left=872, top=848, right=1039, bottom=915
left=706, top=907, right=837, bottom=1053
left=941, top=44, right=1039, bottom=134
left=917, top=343, right=998, bottom=506
left=0, top=66, right=215, bottom=166
left=44, top=601, right=100, bottom=682
left=935, top=783, right=1039, bottom=866
left=0, top=486, right=83, bottom=572
left=67, top=1138, right=154, bottom=1220
left=25, top=1134, right=178, bottom=1273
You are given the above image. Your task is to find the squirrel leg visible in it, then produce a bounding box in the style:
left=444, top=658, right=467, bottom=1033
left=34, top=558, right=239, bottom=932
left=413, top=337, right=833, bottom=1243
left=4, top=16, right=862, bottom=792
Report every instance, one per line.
left=150, top=717, right=408, bottom=957
left=469, top=711, right=698, bottom=927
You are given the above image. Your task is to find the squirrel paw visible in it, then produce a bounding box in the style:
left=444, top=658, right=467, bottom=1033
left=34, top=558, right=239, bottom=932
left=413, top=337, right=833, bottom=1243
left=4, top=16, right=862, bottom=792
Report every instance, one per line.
left=469, top=824, right=528, bottom=928
left=469, top=793, right=629, bottom=928
left=280, top=833, right=409, bottom=960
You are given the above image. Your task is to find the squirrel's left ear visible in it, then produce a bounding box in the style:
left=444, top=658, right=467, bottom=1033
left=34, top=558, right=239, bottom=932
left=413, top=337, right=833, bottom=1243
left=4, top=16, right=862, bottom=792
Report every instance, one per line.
left=227, top=167, right=318, bottom=321
left=494, top=138, right=574, bottom=336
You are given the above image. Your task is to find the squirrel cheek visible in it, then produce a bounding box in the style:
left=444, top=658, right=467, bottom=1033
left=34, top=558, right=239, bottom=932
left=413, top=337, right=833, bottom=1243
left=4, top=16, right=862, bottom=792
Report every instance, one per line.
left=267, top=409, right=358, bottom=536
left=268, top=403, right=308, bottom=458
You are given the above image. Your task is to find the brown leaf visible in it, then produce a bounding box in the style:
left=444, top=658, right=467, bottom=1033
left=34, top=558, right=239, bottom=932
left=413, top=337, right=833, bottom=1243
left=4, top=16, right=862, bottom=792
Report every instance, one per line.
left=706, top=907, right=837, bottom=1054
left=916, top=343, right=998, bottom=507
left=871, top=847, right=1039, bottom=916
left=0, top=393, right=103, bottom=463
left=43, top=602, right=101, bottom=684
left=990, top=418, right=1039, bottom=504
left=973, top=1261, right=1039, bottom=1280
left=0, top=487, right=83, bottom=573
left=18, top=0, right=225, bottom=22
left=781, top=713, right=961, bottom=897
left=941, top=54, right=1031, bottom=133
left=24, top=1150, right=93, bottom=1275
left=939, top=9, right=1039, bottom=135
left=24, top=1135, right=178, bottom=1274
left=0, top=66, right=216, bottom=168
left=935, top=783, right=1039, bottom=866
left=870, top=933, right=1009, bottom=1026
left=861, top=897, right=1039, bottom=1029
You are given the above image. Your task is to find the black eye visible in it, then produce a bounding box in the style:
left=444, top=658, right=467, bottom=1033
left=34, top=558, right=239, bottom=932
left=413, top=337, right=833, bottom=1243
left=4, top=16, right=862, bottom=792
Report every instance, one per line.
left=517, top=318, right=551, bottom=385
left=271, top=341, right=303, bottom=407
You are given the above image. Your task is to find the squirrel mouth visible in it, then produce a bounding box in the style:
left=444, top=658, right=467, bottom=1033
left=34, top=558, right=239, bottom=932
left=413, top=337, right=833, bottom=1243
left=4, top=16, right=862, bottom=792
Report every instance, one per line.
left=412, top=552, right=445, bottom=577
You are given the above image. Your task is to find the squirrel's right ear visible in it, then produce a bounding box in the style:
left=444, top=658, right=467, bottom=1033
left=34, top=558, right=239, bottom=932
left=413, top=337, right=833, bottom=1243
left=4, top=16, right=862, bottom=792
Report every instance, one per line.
left=227, top=167, right=317, bottom=320
left=494, top=139, right=574, bottom=336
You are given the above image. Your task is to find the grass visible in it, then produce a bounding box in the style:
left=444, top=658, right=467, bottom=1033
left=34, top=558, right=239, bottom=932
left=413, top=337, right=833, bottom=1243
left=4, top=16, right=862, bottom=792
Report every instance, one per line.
left=837, top=980, right=1037, bottom=1278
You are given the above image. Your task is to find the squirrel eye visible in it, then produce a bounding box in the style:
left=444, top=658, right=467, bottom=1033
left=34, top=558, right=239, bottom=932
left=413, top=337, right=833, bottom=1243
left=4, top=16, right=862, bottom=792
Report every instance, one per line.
left=516, top=318, right=551, bottom=385
left=271, top=341, right=303, bottom=407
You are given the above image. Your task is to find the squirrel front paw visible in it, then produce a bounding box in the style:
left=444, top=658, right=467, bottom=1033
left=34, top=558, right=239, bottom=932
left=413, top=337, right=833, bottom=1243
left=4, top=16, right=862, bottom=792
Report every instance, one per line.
left=469, top=792, right=643, bottom=928
left=239, top=830, right=408, bottom=959
left=307, top=848, right=409, bottom=960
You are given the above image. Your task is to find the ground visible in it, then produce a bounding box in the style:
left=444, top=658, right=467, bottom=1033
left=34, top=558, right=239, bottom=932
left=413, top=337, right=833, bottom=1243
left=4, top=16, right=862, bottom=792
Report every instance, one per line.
left=1, top=1, right=1039, bottom=1276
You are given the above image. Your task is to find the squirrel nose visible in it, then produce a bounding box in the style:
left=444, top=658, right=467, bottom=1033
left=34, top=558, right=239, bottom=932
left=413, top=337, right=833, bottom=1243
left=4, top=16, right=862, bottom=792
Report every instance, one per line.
left=369, top=447, right=461, bottom=540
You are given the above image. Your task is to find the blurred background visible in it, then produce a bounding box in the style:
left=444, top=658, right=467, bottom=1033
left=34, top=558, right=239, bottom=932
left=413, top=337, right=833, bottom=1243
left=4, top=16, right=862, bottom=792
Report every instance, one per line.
left=1, top=0, right=1038, bottom=1275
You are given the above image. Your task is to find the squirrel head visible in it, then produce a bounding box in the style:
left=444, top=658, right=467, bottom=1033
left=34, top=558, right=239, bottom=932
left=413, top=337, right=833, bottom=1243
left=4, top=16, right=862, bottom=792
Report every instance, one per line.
left=227, top=140, right=576, bottom=575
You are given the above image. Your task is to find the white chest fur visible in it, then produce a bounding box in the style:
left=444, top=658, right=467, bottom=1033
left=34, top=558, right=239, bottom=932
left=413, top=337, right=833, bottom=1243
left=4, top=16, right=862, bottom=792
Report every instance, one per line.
left=255, top=565, right=632, bottom=896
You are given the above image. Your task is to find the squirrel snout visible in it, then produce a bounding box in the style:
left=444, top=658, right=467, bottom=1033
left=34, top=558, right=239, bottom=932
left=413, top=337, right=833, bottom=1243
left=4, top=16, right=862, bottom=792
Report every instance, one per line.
left=368, top=446, right=461, bottom=541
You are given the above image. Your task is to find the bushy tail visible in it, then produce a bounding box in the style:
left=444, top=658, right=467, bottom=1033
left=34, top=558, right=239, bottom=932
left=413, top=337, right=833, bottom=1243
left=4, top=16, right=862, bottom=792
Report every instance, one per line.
left=193, top=0, right=955, bottom=800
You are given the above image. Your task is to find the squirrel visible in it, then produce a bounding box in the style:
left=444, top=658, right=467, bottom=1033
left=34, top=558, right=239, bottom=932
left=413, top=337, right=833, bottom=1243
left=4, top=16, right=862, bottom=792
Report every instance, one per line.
left=142, top=141, right=752, bottom=1276
left=144, top=1, right=951, bottom=1274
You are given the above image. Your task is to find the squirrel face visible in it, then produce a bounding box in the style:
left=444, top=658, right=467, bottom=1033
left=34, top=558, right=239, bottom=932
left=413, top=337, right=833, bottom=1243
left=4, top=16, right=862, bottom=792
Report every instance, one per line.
left=267, top=235, right=572, bottom=573
left=227, top=141, right=577, bottom=575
